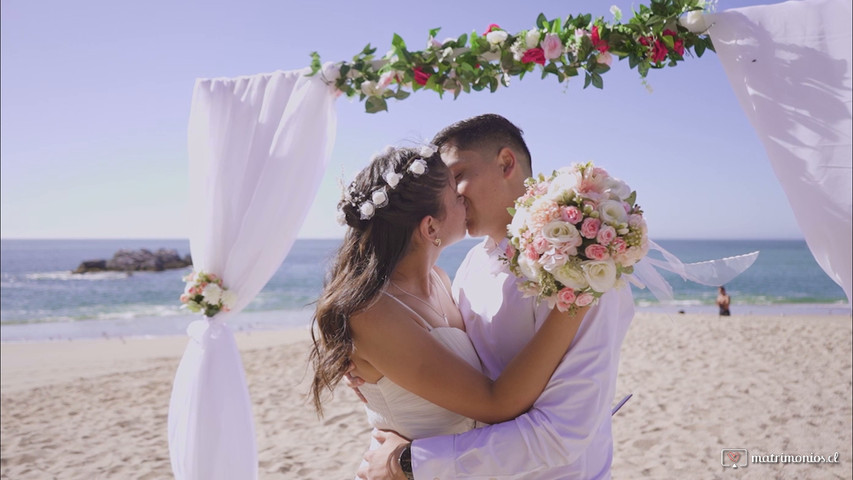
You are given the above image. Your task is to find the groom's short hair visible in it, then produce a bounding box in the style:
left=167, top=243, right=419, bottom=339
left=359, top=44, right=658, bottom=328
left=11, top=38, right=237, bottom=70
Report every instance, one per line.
left=432, top=114, right=532, bottom=175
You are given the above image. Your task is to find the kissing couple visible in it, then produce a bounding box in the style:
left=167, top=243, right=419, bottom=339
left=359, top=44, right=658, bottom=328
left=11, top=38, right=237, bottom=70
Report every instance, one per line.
left=310, top=114, right=635, bottom=480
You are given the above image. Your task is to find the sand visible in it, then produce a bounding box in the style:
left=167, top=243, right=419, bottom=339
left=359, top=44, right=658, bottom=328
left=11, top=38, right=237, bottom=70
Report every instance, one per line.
left=1, top=313, right=851, bottom=479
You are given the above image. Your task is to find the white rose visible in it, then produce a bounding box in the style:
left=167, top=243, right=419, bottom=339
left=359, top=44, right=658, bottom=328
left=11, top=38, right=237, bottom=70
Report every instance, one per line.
left=599, top=200, right=628, bottom=224
left=552, top=263, right=589, bottom=290
left=321, top=62, right=341, bottom=83
left=583, top=260, right=618, bottom=292
left=486, top=30, right=508, bottom=45
left=542, top=220, right=582, bottom=247
left=384, top=169, right=403, bottom=188
left=372, top=189, right=389, bottom=208
left=679, top=10, right=708, bottom=33
left=525, top=29, right=541, bottom=48
left=359, top=201, right=375, bottom=219
left=517, top=254, right=541, bottom=281
left=606, top=177, right=632, bottom=200
left=419, top=144, right=437, bottom=158
left=202, top=283, right=223, bottom=304
left=408, top=159, right=427, bottom=176
left=221, top=290, right=238, bottom=309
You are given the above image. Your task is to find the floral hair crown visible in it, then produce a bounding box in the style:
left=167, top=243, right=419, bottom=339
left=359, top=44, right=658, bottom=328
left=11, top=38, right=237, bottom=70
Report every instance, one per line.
left=337, top=144, right=438, bottom=226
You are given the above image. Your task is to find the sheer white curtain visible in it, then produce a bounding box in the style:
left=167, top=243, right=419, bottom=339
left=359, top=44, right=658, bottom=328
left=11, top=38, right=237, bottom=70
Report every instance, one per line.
left=709, top=0, right=853, bottom=302
left=168, top=68, right=337, bottom=480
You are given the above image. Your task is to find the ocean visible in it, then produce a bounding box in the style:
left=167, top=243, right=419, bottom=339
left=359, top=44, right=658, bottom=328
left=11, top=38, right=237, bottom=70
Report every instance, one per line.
left=1, top=238, right=849, bottom=341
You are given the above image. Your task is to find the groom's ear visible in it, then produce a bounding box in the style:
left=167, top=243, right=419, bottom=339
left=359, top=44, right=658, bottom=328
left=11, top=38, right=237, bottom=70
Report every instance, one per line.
left=497, top=147, right=517, bottom=179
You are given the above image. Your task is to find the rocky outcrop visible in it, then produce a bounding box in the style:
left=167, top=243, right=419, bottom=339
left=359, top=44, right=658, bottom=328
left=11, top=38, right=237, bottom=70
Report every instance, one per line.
left=73, top=248, right=192, bottom=274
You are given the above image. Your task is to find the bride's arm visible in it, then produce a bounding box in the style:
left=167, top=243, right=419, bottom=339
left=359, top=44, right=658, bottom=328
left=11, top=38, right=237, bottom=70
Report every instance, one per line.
left=350, top=297, right=589, bottom=425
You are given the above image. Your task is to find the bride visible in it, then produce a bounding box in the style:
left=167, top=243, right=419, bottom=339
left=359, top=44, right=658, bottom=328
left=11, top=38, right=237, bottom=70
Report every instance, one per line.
left=309, top=145, right=589, bottom=472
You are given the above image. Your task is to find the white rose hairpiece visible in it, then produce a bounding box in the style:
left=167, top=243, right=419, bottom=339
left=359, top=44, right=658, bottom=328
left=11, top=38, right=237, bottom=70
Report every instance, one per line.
left=338, top=144, right=438, bottom=224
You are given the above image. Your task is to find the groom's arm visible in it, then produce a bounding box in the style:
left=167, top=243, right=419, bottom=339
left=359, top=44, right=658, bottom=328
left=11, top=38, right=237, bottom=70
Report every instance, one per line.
left=412, top=287, right=634, bottom=479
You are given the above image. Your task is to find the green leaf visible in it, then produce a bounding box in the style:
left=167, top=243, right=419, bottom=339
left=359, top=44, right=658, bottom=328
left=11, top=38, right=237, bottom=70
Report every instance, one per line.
left=392, top=33, right=406, bottom=49
left=393, top=89, right=410, bottom=100
left=628, top=54, right=639, bottom=69
left=695, top=41, right=706, bottom=57
left=365, top=96, right=388, bottom=113
left=536, top=13, right=548, bottom=29
left=591, top=72, right=603, bottom=89
left=706, top=37, right=716, bottom=52
left=625, top=191, right=637, bottom=206
left=428, top=27, right=441, bottom=38
left=457, top=33, right=468, bottom=46
left=507, top=207, right=516, bottom=216
left=584, top=72, right=592, bottom=88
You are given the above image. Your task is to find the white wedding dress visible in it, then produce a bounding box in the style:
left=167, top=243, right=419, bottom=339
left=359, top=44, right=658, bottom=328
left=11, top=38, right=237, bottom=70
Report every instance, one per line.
left=355, top=285, right=482, bottom=474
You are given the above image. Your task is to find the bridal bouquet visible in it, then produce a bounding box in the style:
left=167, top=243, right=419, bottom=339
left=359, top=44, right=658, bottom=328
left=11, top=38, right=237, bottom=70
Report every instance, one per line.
left=505, top=162, right=649, bottom=312
left=180, top=270, right=237, bottom=317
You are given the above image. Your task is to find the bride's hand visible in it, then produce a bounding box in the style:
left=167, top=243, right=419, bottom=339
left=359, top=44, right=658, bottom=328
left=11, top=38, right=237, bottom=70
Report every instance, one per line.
left=344, top=361, right=367, bottom=403
left=356, top=430, right=411, bottom=480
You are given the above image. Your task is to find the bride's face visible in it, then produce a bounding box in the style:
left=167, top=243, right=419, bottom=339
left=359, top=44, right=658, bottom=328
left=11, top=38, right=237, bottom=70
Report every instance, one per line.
left=437, top=174, right=467, bottom=246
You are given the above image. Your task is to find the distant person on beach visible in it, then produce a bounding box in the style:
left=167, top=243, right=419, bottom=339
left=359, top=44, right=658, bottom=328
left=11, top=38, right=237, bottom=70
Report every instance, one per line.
left=717, top=286, right=732, bottom=316
left=322, top=114, right=634, bottom=480
left=310, top=138, right=595, bottom=479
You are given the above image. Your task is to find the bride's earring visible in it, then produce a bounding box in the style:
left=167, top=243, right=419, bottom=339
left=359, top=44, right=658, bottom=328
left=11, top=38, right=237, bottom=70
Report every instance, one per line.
left=433, top=238, right=442, bottom=247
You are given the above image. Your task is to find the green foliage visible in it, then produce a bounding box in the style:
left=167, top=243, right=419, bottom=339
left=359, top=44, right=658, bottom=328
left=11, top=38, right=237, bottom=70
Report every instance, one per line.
left=310, top=0, right=713, bottom=112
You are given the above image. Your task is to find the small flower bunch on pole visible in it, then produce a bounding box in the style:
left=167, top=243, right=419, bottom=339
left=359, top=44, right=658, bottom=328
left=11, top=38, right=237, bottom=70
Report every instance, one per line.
left=180, top=270, right=237, bottom=318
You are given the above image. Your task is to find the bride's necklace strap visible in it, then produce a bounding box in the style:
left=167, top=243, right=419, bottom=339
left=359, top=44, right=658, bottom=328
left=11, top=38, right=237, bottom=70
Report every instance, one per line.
left=389, top=271, right=448, bottom=326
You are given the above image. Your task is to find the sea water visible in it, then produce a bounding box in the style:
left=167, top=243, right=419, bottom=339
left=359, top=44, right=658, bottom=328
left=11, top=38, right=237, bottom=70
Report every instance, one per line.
left=1, top=238, right=848, bottom=340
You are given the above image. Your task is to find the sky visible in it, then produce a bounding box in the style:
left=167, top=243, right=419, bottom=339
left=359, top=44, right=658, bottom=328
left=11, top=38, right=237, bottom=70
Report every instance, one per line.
left=0, top=0, right=798, bottom=240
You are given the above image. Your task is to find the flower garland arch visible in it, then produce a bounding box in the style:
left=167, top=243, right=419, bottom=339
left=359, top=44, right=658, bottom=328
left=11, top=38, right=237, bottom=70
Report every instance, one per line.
left=310, top=0, right=715, bottom=113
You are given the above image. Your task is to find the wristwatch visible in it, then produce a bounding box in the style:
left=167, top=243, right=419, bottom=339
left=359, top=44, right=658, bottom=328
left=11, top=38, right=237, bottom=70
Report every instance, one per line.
left=398, top=443, right=414, bottom=480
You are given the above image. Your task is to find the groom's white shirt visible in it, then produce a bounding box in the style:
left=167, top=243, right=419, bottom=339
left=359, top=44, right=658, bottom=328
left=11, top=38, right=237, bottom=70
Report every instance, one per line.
left=412, top=237, right=635, bottom=480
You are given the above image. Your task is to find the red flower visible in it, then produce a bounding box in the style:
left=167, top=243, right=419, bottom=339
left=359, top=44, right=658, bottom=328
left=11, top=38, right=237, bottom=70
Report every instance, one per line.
left=663, top=29, right=685, bottom=56
left=522, top=48, right=546, bottom=65
left=651, top=38, right=668, bottom=63
left=591, top=25, right=609, bottom=53
left=485, top=23, right=501, bottom=35
left=413, top=66, right=431, bottom=86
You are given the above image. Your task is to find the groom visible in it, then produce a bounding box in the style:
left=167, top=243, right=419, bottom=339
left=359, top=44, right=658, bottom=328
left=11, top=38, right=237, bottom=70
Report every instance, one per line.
left=356, top=114, right=635, bottom=480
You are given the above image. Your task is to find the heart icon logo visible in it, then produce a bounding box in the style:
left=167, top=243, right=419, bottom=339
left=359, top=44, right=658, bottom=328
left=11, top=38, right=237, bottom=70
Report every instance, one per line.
left=727, top=451, right=741, bottom=463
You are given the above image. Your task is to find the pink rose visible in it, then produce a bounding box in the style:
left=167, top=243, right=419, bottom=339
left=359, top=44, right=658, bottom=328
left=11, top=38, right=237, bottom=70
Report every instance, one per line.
left=522, top=48, right=546, bottom=65
left=505, top=243, right=516, bottom=259
left=563, top=206, right=583, bottom=224
left=581, top=217, right=601, bottom=239
left=485, top=23, right=501, bottom=34
left=556, top=288, right=577, bottom=312
left=596, top=225, right=617, bottom=246
left=525, top=245, right=540, bottom=260
left=541, top=33, right=563, bottom=60
left=180, top=294, right=190, bottom=303
left=533, top=236, right=550, bottom=254
left=585, top=244, right=610, bottom=261
left=597, top=51, right=613, bottom=66
left=575, top=292, right=595, bottom=307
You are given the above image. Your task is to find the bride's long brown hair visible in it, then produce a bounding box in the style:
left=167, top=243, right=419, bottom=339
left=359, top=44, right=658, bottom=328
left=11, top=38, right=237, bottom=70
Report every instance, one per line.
left=309, top=146, right=450, bottom=415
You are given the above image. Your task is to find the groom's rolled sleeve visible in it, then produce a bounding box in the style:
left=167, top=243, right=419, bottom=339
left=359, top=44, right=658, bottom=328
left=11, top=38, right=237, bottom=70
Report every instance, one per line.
left=411, top=287, right=632, bottom=480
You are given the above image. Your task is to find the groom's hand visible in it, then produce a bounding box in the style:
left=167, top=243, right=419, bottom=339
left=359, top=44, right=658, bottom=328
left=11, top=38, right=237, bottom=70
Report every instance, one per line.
left=356, top=430, right=410, bottom=480
left=344, top=361, right=367, bottom=403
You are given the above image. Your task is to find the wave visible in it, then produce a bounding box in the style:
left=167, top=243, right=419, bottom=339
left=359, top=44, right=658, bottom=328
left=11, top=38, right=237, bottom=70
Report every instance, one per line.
left=23, top=271, right=133, bottom=281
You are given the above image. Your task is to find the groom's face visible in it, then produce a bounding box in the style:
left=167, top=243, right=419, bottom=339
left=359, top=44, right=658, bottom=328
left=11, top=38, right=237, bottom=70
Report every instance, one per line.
left=440, top=144, right=511, bottom=240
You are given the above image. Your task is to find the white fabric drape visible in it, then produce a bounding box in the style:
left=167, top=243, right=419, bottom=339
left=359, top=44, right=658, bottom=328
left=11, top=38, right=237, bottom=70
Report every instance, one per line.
left=709, top=0, right=853, bottom=302
left=168, top=69, right=338, bottom=480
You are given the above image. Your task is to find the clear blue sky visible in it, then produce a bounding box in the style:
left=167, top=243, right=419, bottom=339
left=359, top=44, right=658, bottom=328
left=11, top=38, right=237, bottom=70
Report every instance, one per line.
left=1, top=0, right=797, bottom=240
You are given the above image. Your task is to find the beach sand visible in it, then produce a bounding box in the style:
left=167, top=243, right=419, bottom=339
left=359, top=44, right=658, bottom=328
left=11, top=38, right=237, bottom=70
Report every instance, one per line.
left=1, top=313, right=851, bottom=479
